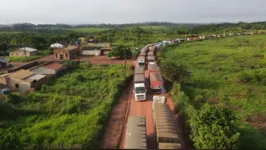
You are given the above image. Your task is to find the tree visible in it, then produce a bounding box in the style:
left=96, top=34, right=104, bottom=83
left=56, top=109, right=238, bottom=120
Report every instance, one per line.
left=160, top=60, right=191, bottom=84
left=10, top=38, right=17, bottom=45
left=190, top=104, right=240, bottom=149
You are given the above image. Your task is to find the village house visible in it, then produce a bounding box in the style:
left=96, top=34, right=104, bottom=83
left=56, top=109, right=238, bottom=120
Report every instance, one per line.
left=87, top=39, right=111, bottom=47
left=50, top=42, right=67, bottom=48
left=101, top=47, right=112, bottom=55
left=54, top=46, right=80, bottom=60
left=186, top=37, right=193, bottom=41
left=0, top=57, right=9, bottom=68
left=81, top=47, right=101, bottom=56
left=9, top=47, right=37, bottom=57
left=7, top=69, right=49, bottom=92
left=30, top=62, right=65, bottom=76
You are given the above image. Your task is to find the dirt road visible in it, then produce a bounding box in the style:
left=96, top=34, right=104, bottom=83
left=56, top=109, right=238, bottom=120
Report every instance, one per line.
left=102, top=81, right=132, bottom=149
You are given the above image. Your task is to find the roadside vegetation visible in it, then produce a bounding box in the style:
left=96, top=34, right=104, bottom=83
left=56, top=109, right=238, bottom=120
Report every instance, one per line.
left=159, top=34, right=266, bottom=149
left=0, top=63, right=131, bottom=149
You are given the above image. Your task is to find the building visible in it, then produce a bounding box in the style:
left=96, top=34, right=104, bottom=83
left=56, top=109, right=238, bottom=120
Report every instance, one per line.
left=87, top=39, right=111, bottom=47
left=9, top=47, right=37, bottom=57
left=50, top=42, right=66, bottom=48
left=54, top=46, right=80, bottom=60
left=30, top=62, right=65, bottom=76
left=81, top=47, right=101, bottom=56
left=101, top=48, right=112, bottom=55
left=8, top=69, right=49, bottom=92
left=0, top=57, right=9, bottom=68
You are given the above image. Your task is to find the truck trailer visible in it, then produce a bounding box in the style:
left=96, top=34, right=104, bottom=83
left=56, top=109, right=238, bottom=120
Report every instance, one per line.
left=153, top=103, right=181, bottom=149
left=125, top=116, right=147, bottom=149
left=134, top=70, right=146, bottom=101
left=149, top=71, right=162, bottom=93
left=148, top=62, right=158, bottom=72
left=147, top=56, right=155, bottom=63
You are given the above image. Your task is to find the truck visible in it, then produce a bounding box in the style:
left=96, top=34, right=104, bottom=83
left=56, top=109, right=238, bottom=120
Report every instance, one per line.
left=125, top=116, right=147, bottom=149
left=137, top=56, right=145, bottom=68
left=148, top=62, right=158, bottom=72
left=147, top=52, right=154, bottom=56
left=152, top=95, right=166, bottom=110
left=149, top=71, right=162, bottom=93
left=153, top=103, right=181, bottom=149
left=147, top=56, right=155, bottom=63
left=134, top=67, right=146, bottom=101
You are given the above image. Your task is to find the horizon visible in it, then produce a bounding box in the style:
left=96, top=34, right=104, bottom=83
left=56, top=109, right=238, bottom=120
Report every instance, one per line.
left=0, top=20, right=265, bottom=26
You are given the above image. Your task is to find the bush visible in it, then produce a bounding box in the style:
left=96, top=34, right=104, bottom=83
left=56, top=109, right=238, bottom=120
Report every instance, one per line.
left=190, top=104, right=240, bottom=149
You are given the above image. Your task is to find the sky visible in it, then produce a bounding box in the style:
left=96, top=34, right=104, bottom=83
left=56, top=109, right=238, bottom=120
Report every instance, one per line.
left=0, top=0, right=266, bottom=24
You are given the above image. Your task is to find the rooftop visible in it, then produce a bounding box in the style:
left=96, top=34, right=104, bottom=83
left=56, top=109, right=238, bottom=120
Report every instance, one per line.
left=10, top=69, right=34, bottom=79
left=18, top=47, right=37, bottom=52
left=63, top=46, right=79, bottom=51
left=44, top=63, right=64, bottom=70
left=25, top=74, right=46, bottom=82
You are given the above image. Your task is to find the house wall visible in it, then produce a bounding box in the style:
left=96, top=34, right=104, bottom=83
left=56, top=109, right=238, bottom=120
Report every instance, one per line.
left=32, top=75, right=52, bottom=90
left=9, top=51, right=36, bottom=57
left=54, top=49, right=80, bottom=60
left=0, top=76, right=8, bottom=85
left=8, top=77, right=31, bottom=92
left=82, top=50, right=101, bottom=56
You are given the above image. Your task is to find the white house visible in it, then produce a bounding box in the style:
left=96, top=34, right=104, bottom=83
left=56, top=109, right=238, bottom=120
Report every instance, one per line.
left=50, top=43, right=65, bottom=48
left=81, top=47, right=101, bottom=56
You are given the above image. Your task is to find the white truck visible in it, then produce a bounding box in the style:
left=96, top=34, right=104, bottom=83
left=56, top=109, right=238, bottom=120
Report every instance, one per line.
left=134, top=67, right=147, bottom=101
left=152, top=95, right=166, bottom=110
left=137, top=56, right=145, bottom=68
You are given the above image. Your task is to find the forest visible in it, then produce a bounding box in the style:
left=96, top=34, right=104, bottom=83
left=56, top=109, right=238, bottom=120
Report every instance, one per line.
left=159, top=34, right=266, bottom=149
left=0, top=63, right=131, bottom=149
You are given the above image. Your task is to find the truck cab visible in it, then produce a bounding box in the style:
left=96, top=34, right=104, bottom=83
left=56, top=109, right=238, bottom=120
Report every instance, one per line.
left=133, top=70, right=147, bottom=101
left=134, top=83, right=147, bottom=101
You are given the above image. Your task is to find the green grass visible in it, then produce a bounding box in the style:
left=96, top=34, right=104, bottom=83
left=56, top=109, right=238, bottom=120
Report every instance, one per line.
left=69, top=28, right=110, bottom=33
left=163, top=35, right=266, bottom=149
left=8, top=56, right=41, bottom=62
left=0, top=63, right=131, bottom=149
left=124, top=25, right=168, bottom=30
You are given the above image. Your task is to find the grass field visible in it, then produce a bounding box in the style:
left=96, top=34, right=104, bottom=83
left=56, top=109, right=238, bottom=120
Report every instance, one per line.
left=0, top=64, right=131, bottom=149
left=163, top=35, right=266, bottom=149
left=124, top=25, right=168, bottom=30
left=69, top=28, right=110, bottom=33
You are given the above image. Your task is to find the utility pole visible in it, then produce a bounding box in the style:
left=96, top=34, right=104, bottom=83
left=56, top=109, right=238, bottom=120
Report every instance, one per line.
left=124, top=47, right=127, bottom=77
left=184, top=32, right=187, bottom=42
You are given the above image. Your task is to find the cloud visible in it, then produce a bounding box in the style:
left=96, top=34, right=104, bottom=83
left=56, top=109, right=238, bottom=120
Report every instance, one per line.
left=0, top=0, right=265, bottom=24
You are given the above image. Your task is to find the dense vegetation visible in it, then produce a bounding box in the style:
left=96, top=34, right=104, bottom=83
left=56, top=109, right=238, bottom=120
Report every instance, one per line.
left=0, top=63, right=131, bottom=149
left=159, top=34, right=266, bottom=149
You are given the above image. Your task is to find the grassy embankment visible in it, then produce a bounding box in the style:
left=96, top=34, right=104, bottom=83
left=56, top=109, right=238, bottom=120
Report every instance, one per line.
left=161, top=35, right=266, bottom=149
left=0, top=63, right=131, bottom=149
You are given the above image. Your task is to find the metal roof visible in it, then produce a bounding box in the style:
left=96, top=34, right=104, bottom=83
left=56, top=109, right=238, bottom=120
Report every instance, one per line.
left=19, top=47, right=37, bottom=52
left=125, top=116, right=147, bottom=149
left=134, top=67, right=144, bottom=75
left=31, top=67, right=54, bottom=75
left=10, top=69, right=34, bottom=79
left=25, top=74, right=46, bottom=81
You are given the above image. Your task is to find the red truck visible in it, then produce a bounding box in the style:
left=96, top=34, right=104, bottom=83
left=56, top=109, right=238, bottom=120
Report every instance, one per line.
left=148, top=62, right=158, bottom=72
left=149, top=71, right=162, bottom=93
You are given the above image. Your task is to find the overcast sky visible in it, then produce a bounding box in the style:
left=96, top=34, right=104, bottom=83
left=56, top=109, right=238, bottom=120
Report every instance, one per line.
left=0, top=0, right=265, bottom=24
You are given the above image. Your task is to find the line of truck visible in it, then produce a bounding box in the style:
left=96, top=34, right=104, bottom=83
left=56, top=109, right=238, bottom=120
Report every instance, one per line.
left=124, top=43, right=181, bottom=149
left=134, top=44, right=162, bottom=101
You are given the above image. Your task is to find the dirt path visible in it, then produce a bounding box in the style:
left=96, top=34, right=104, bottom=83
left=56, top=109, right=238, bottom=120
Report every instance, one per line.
left=102, top=81, right=132, bottom=149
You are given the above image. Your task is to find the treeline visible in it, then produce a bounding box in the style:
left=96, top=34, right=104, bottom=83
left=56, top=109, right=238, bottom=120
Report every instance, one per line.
left=0, top=32, right=84, bottom=55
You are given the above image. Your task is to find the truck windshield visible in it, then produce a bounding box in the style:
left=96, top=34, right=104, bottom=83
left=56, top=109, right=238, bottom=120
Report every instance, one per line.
left=136, top=87, right=145, bottom=93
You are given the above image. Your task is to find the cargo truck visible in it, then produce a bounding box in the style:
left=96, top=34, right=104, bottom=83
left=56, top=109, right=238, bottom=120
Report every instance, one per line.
left=149, top=71, right=162, bottom=93
left=147, top=56, right=155, bottom=63
left=148, top=52, right=154, bottom=56
left=134, top=68, right=146, bottom=101
left=137, top=56, right=145, bottom=67
left=125, top=116, right=147, bottom=149
left=153, top=103, right=181, bottom=149
left=148, top=62, right=158, bottom=72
